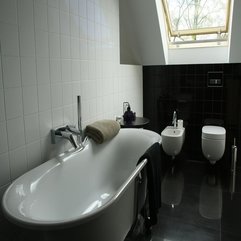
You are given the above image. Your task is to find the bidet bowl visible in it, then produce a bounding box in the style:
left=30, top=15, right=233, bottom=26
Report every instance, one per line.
left=161, top=126, right=185, bottom=157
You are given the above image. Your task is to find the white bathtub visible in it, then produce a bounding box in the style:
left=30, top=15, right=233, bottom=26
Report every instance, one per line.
left=2, top=128, right=161, bottom=241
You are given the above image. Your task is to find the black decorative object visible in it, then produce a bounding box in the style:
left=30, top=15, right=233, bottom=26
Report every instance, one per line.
left=123, top=105, right=136, bottom=123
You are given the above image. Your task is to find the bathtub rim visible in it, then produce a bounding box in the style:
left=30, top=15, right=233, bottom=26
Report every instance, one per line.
left=2, top=129, right=161, bottom=230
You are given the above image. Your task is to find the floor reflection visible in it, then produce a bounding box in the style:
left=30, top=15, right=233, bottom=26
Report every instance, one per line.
left=199, top=173, right=222, bottom=219
left=161, top=165, right=184, bottom=207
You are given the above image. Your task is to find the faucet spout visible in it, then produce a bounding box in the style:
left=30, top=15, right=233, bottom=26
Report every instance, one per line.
left=172, top=110, right=177, bottom=128
left=51, top=96, right=86, bottom=150
left=60, top=131, right=79, bottom=149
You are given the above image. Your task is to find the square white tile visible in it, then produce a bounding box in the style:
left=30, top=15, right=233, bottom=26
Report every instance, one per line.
left=71, top=59, right=80, bottom=80
left=34, top=0, right=48, bottom=5
left=35, top=30, right=49, bottom=57
left=48, top=0, right=59, bottom=8
left=9, top=146, right=27, bottom=180
left=48, top=7, right=60, bottom=33
left=79, top=17, right=88, bottom=39
left=88, top=40, right=96, bottom=60
left=21, top=57, right=37, bottom=86
left=61, top=59, right=71, bottom=82
left=50, top=58, right=61, bottom=83
left=87, top=20, right=94, bottom=40
left=0, top=89, right=5, bottom=122
left=60, top=0, right=69, bottom=12
left=80, top=60, right=89, bottom=80
left=49, top=33, right=61, bottom=58
left=94, top=2, right=101, bottom=24
left=89, top=98, right=97, bottom=119
left=24, top=113, right=40, bottom=143
left=69, top=0, right=78, bottom=15
left=0, top=153, right=10, bottom=187
left=60, top=35, right=71, bottom=58
left=51, top=83, right=63, bottom=108
left=4, top=87, right=23, bottom=120
left=78, top=0, right=87, bottom=18
left=0, top=122, right=8, bottom=154
left=70, top=14, right=79, bottom=37
left=63, top=82, right=72, bottom=105
left=38, top=84, right=51, bottom=111
left=39, top=110, right=52, bottom=138
left=71, top=37, right=80, bottom=58
left=22, top=86, right=38, bottom=115
left=60, top=11, right=70, bottom=35
left=19, top=27, right=35, bottom=57
left=26, top=140, right=42, bottom=170
left=72, top=82, right=80, bottom=102
left=18, top=0, right=34, bottom=29
left=0, top=57, right=2, bottom=89
left=0, top=23, right=19, bottom=56
left=36, top=58, right=50, bottom=84
left=87, top=0, right=94, bottom=22
left=0, top=0, right=17, bottom=24
left=63, top=105, right=73, bottom=124
left=7, top=117, right=25, bottom=150
left=2, top=56, right=21, bottom=88
left=80, top=39, right=88, bottom=60
left=34, top=2, right=48, bottom=31
left=52, top=107, right=64, bottom=127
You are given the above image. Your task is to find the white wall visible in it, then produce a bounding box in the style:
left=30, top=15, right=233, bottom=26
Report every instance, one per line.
left=168, top=46, right=229, bottom=65
left=0, top=0, right=143, bottom=195
left=155, top=0, right=168, bottom=64
left=119, top=0, right=142, bottom=65
left=119, top=0, right=166, bottom=66
left=229, top=0, right=241, bottom=63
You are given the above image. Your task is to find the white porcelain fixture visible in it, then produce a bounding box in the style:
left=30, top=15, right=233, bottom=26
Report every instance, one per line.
left=161, top=126, right=185, bottom=158
left=202, top=125, right=226, bottom=165
left=2, top=128, right=161, bottom=241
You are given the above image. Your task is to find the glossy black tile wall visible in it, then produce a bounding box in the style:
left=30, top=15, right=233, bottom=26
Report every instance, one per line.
left=143, top=63, right=241, bottom=168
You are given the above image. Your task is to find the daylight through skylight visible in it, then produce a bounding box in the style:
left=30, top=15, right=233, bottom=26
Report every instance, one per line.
left=162, top=0, right=231, bottom=45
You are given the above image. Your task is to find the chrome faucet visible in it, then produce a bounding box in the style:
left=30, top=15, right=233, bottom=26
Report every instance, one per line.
left=172, top=110, right=177, bottom=128
left=77, top=95, right=83, bottom=143
left=51, top=96, right=86, bottom=149
left=66, top=96, right=85, bottom=147
left=52, top=127, right=79, bottom=149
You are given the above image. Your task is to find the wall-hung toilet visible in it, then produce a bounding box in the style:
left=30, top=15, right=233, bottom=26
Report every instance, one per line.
left=201, top=125, right=226, bottom=165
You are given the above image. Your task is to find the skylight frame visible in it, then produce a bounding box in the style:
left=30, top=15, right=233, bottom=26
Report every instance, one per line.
left=161, top=0, right=232, bottom=42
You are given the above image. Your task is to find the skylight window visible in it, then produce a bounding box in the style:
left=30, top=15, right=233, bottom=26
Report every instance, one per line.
left=162, top=0, right=231, bottom=47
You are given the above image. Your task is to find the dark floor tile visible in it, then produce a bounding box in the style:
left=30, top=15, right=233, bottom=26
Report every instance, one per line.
left=221, top=232, right=241, bottom=241
left=152, top=215, right=220, bottom=241
left=221, top=192, right=241, bottom=236
left=159, top=183, right=220, bottom=231
left=181, top=160, right=208, bottom=186
left=221, top=168, right=241, bottom=194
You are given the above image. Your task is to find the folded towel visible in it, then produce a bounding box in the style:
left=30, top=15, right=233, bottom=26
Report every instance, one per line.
left=85, top=120, right=120, bottom=144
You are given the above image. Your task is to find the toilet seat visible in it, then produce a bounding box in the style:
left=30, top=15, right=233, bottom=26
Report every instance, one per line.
left=202, top=125, right=226, bottom=140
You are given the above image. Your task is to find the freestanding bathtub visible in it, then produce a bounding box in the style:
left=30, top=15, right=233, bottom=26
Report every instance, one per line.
left=2, top=128, right=161, bottom=241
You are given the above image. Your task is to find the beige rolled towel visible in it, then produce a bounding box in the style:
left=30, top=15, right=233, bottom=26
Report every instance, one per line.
left=85, top=120, right=120, bottom=144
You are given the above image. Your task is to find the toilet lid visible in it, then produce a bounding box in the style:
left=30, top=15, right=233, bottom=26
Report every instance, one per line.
left=202, top=125, right=226, bottom=140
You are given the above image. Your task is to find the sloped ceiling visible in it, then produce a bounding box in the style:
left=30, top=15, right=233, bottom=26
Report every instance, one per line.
left=120, top=0, right=241, bottom=65
left=119, top=0, right=165, bottom=65
left=229, top=0, right=241, bottom=63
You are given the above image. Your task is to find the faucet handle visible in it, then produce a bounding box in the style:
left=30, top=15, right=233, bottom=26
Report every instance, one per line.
left=66, top=125, right=81, bottom=135
left=60, top=131, right=79, bottom=149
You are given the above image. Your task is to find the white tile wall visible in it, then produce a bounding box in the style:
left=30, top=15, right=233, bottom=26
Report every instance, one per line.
left=0, top=0, right=143, bottom=193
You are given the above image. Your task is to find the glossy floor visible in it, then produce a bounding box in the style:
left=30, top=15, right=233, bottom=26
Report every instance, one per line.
left=150, top=160, right=241, bottom=241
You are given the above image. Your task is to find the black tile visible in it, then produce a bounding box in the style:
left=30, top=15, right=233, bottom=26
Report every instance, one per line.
left=221, top=192, right=241, bottom=236
left=153, top=212, right=220, bottom=241
left=221, top=232, right=241, bottom=241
